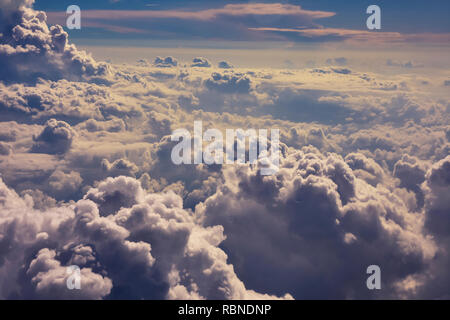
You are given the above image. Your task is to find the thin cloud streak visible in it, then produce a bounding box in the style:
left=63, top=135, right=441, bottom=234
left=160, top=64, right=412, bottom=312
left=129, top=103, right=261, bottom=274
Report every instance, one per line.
left=49, top=3, right=335, bottom=21
left=250, top=27, right=450, bottom=44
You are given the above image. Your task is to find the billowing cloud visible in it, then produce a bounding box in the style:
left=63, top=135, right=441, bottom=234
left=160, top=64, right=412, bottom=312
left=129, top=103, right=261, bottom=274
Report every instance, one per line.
left=154, top=56, right=178, bottom=68
left=191, top=57, right=211, bottom=68
left=204, top=72, right=251, bottom=94
left=0, top=0, right=110, bottom=83
left=0, top=141, right=12, bottom=155
left=26, top=248, right=113, bottom=299
left=31, top=119, right=75, bottom=154
left=196, top=147, right=437, bottom=298
left=0, top=176, right=291, bottom=300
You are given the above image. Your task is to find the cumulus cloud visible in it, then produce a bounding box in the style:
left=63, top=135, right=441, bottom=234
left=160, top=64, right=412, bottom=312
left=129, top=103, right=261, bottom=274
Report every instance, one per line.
left=197, top=147, right=437, bottom=299
left=31, top=119, right=75, bottom=154
left=386, top=60, right=424, bottom=68
left=218, top=61, right=233, bottom=69
left=0, top=142, right=12, bottom=155
left=326, top=57, right=348, bottom=66
left=191, top=57, right=211, bottom=68
left=26, top=248, right=113, bottom=299
left=78, top=118, right=126, bottom=133
left=101, top=158, right=139, bottom=178
left=393, top=155, right=427, bottom=205
left=0, top=176, right=291, bottom=299
left=410, top=156, right=450, bottom=299
left=204, top=72, right=251, bottom=94
left=423, top=156, right=450, bottom=236
left=47, top=170, right=83, bottom=198
left=0, top=0, right=109, bottom=83
left=153, top=56, right=178, bottom=68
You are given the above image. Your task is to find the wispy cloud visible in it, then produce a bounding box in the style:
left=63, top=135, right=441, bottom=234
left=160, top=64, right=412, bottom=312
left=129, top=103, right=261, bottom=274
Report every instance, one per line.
left=249, top=27, right=450, bottom=44
left=50, top=3, right=335, bottom=21
left=46, top=3, right=450, bottom=44
left=46, top=3, right=334, bottom=39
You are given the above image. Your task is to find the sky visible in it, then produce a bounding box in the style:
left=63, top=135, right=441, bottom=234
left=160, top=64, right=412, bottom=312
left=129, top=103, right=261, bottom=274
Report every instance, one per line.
left=36, top=0, right=450, bottom=33
left=0, top=0, right=449, bottom=300
left=37, top=0, right=450, bottom=44
left=37, top=0, right=450, bottom=68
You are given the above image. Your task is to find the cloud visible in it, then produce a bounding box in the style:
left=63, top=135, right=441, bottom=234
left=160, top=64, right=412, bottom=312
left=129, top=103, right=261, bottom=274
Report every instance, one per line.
left=218, top=61, right=233, bottom=69
left=0, top=80, right=122, bottom=123
left=49, top=4, right=334, bottom=22
left=249, top=27, right=450, bottom=44
left=204, top=72, right=251, bottom=94
left=26, top=248, right=113, bottom=299
left=47, top=170, right=83, bottom=198
left=20, top=189, right=56, bottom=210
left=411, top=156, right=450, bottom=299
left=423, top=156, right=450, bottom=237
left=326, top=57, right=348, bottom=66
left=0, top=0, right=110, bottom=83
left=31, top=119, right=75, bottom=154
left=0, top=142, right=12, bottom=155
left=101, top=158, right=139, bottom=178
left=0, top=175, right=291, bottom=299
left=78, top=118, right=126, bottom=133
left=386, top=60, right=424, bottom=68
left=331, top=68, right=352, bottom=75
left=394, top=155, right=427, bottom=188
left=153, top=56, right=178, bottom=68
left=38, top=2, right=448, bottom=45
left=191, top=57, right=211, bottom=68
left=0, top=0, right=34, bottom=29
left=197, top=147, right=436, bottom=299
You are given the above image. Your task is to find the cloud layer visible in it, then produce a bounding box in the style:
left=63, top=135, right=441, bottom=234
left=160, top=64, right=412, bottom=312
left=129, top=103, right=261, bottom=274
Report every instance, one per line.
left=0, top=1, right=449, bottom=300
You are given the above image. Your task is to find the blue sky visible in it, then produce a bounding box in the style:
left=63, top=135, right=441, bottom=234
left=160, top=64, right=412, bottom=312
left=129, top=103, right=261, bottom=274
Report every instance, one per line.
left=35, top=0, right=450, bottom=43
